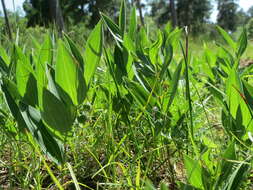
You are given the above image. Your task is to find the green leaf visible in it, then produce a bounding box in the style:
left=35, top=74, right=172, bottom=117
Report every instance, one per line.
left=160, top=183, right=168, bottom=190
left=224, top=161, right=250, bottom=190
left=22, top=73, right=38, bottom=107
left=36, top=35, right=52, bottom=108
left=160, top=44, right=173, bottom=79
left=226, top=68, right=243, bottom=118
left=1, top=82, right=26, bottom=131
left=84, top=20, right=103, bottom=85
left=165, top=62, right=182, bottom=111
left=216, top=26, right=236, bottom=51
left=1, top=82, right=64, bottom=164
left=242, top=80, right=253, bottom=111
left=184, top=155, right=204, bottom=189
left=64, top=34, right=84, bottom=72
left=215, top=143, right=236, bottom=189
left=21, top=105, right=64, bottom=164
left=0, top=56, right=9, bottom=75
left=129, top=7, right=137, bottom=40
left=123, top=33, right=135, bottom=52
left=124, top=78, right=156, bottom=110
left=178, top=182, right=200, bottom=190
left=16, top=60, right=31, bottom=97
left=15, top=46, right=34, bottom=98
left=42, top=88, right=74, bottom=133
left=236, top=27, right=247, bottom=58
left=119, top=0, right=126, bottom=33
left=56, top=40, right=86, bottom=105
left=0, top=46, right=10, bottom=66
left=101, top=13, right=122, bottom=42
left=203, top=48, right=216, bottom=81
left=149, top=30, right=163, bottom=65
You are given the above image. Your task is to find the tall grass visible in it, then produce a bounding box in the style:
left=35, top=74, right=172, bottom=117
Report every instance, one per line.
left=0, top=0, right=253, bottom=189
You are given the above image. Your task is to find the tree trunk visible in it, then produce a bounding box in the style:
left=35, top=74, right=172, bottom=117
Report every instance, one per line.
left=130, top=0, right=134, bottom=7
left=1, top=0, right=12, bottom=40
left=136, top=0, right=144, bottom=26
left=170, top=0, right=177, bottom=27
left=49, top=0, right=65, bottom=34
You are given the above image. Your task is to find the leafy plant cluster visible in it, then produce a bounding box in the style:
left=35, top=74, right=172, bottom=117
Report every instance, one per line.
left=0, top=0, right=253, bottom=189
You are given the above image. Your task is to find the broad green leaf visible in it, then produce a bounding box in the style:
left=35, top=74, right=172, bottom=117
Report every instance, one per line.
left=15, top=54, right=38, bottom=107
left=226, top=68, right=252, bottom=133
left=113, top=45, right=129, bottom=84
left=242, top=80, right=253, bottom=111
left=149, top=30, right=163, bottom=65
left=0, top=56, right=9, bottom=74
left=184, top=155, right=204, bottom=189
left=203, top=48, right=216, bottom=81
left=42, top=88, right=74, bottom=133
left=0, top=46, right=10, bottom=66
left=123, top=33, right=135, bottom=52
left=160, top=183, right=168, bottom=190
left=15, top=46, right=34, bottom=98
left=129, top=7, right=137, bottom=40
left=16, top=60, right=31, bottom=97
left=0, top=46, right=10, bottom=75
left=216, top=26, right=236, bottom=51
left=226, top=68, right=243, bottom=118
left=124, top=78, right=156, bottom=110
left=144, top=180, right=156, bottom=190
left=160, top=44, right=173, bottom=80
left=64, top=34, right=84, bottom=71
left=1, top=82, right=26, bottom=131
left=84, top=20, right=103, bottom=85
left=236, top=27, right=247, bottom=58
left=215, top=143, right=236, bottom=189
left=119, top=0, right=126, bottom=33
left=165, top=28, right=182, bottom=48
left=224, top=161, right=250, bottom=190
left=165, top=62, right=182, bottom=111
left=36, top=35, right=52, bottom=108
left=2, top=82, right=64, bottom=164
left=101, top=13, right=122, bottom=42
left=21, top=105, right=64, bottom=164
left=137, top=28, right=150, bottom=49
left=56, top=40, right=86, bottom=105
left=22, top=74, right=38, bottom=107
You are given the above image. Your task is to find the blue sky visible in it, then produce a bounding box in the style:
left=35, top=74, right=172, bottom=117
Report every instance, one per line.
left=1, top=0, right=253, bottom=22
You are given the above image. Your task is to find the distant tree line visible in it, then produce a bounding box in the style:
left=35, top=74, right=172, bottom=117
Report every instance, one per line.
left=1, top=0, right=253, bottom=37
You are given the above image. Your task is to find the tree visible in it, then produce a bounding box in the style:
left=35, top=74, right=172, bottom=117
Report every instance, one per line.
left=176, top=0, right=191, bottom=27
left=236, top=8, right=250, bottom=26
left=217, top=0, right=239, bottom=32
left=136, top=0, right=145, bottom=26
left=247, top=6, right=253, bottom=17
left=170, top=0, right=177, bottom=28
left=23, top=0, right=121, bottom=28
left=87, top=0, right=121, bottom=28
left=177, top=0, right=211, bottom=32
left=50, top=0, right=65, bottom=32
left=149, top=0, right=168, bottom=26
left=148, top=0, right=177, bottom=27
left=1, top=0, right=12, bottom=40
left=148, top=0, right=210, bottom=31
